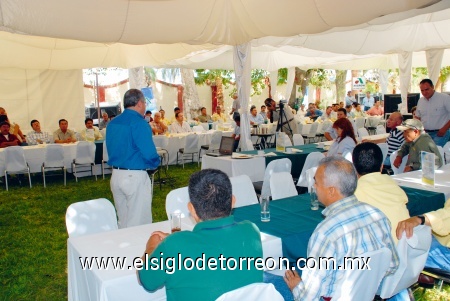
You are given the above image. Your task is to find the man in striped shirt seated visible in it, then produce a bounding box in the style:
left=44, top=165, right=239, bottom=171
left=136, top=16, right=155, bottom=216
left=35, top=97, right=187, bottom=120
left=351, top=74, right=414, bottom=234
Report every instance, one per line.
left=284, top=157, right=399, bottom=300
left=363, top=111, right=404, bottom=167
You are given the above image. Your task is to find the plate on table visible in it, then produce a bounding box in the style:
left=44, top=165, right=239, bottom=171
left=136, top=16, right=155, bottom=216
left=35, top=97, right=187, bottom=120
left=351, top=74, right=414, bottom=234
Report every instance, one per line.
left=232, top=154, right=254, bottom=159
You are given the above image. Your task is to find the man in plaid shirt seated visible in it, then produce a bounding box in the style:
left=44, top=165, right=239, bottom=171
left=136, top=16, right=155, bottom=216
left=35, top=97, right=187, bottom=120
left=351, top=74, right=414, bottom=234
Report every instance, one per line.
left=27, top=119, right=51, bottom=145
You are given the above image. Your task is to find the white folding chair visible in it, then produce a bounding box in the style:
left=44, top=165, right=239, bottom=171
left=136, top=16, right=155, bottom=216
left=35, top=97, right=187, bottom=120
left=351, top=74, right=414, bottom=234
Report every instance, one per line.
left=390, top=150, right=408, bottom=174
left=282, top=134, right=293, bottom=147
left=177, top=134, right=199, bottom=168
left=165, top=187, right=190, bottom=219
left=297, top=152, right=325, bottom=188
left=199, top=130, right=222, bottom=164
left=153, top=135, right=170, bottom=170
left=72, top=141, right=97, bottom=182
left=305, top=167, right=318, bottom=193
left=101, top=140, right=112, bottom=179
left=377, top=142, right=389, bottom=164
left=292, top=134, right=304, bottom=146
left=4, top=146, right=32, bottom=191
left=216, top=283, right=283, bottom=301
left=42, top=144, right=66, bottom=187
left=354, top=117, right=366, bottom=130
left=333, top=248, right=392, bottom=300
left=302, top=122, right=319, bottom=144
left=230, top=175, right=259, bottom=207
left=379, top=225, right=432, bottom=299
left=253, top=158, right=292, bottom=198
left=270, top=172, right=298, bottom=200
left=366, top=116, right=381, bottom=134
left=357, top=127, right=370, bottom=138
left=65, top=198, right=118, bottom=238
left=376, top=124, right=386, bottom=135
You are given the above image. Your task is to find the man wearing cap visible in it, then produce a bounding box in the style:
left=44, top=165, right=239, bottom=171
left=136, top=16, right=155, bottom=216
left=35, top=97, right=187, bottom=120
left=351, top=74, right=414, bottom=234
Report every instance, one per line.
left=393, top=119, right=442, bottom=172
left=415, top=79, right=450, bottom=147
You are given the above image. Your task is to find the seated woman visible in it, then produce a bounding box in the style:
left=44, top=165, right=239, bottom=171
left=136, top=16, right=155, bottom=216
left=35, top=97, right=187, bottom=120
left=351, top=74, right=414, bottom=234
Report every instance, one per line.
left=327, top=118, right=357, bottom=157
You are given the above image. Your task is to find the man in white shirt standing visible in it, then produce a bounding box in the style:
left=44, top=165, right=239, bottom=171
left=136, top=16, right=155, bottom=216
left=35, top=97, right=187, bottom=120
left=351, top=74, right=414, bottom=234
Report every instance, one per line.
left=27, top=120, right=51, bottom=145
left=344, top=91, right=355, bottom=106
left=362, top=91, right=375, bottom=111
left=415, top=78, right=450, bottom=147
left=170, top=112, right=191, bottom=133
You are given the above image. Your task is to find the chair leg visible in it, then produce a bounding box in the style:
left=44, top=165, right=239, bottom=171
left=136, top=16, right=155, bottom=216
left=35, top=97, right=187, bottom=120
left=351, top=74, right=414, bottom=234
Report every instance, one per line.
left=92, top=163, right=97, bottom=181
left=73, top=163, right=78, bottom=182
left=42, top=167, right=46, bottom=188
left=102, top=162, right=105, bottom=180
left=63, top=167, right=67, bottom=186
left=27, top=169, right=32, bottom=188
left=5, top=171, right=8, bottom=191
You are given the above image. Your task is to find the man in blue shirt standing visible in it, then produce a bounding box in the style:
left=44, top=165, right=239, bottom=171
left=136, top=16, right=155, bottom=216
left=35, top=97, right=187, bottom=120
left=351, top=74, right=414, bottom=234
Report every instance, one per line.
left=106, top=89, right=160, bottom=228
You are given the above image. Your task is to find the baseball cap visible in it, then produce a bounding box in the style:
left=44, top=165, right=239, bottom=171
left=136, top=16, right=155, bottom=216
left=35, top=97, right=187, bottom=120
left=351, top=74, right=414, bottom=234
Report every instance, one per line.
left=396, top=119, right=424, bottom=131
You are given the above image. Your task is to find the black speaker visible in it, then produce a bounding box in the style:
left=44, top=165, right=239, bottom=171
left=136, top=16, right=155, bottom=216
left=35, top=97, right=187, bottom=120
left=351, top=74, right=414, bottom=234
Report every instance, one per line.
left=85, top=105, right=121, bottom=120
left=383, top=93, right=420, bottom=114
left=407, top=93, right=420, bottom=112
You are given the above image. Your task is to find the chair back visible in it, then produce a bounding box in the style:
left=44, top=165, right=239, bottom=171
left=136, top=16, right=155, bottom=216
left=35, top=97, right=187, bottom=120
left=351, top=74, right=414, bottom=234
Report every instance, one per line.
left=230, top=175, right=259, bottom=207
left=165, top=187, right=190, bottom=219
left=74, top=141, right=95, bottom=164
left=292, top=134, right=304, bottom=146
left=184, top=134, right=199, bottom=153
left=44, top=144, right=65, bottom=168
left=390, top=150, right=408, bottom=174
left=282, top=134, right=293, bottom=147
left=209, top=131, right=223, bottom=151
left=192, top=125, right=205, bottom=133
left=367, top=116, right=381, bottom=127
left=357, top=127, right=369, bottom=138
left=297, top=152, right=325, bottom=187
left=305, top=167, right=318, bottom=192
left=354, top=117, right=366, bottom=129
left=320, top=120, right=333, bottom=134
left=65, top=198, right=118, bottom=238
left=215, top=283, right=283, bottom=301
left=377, top=142, right=388, bottom=163
left=261, top=158, right=292, bottom=198
left=379, top=225, right=432, bottom=298
left=102, top=140, right=109, bottom=162
left=307, top=122, right=319, bottom=138
left=443, top=141, right=450, bottom=164
left=153, top=135, right=169, bottom=149
left=4, top=146, right=28, bottom=172
left=270, top=172, right=297, bottom=200
left=333, top=248, right=392, bottom=301
left=376, top=124, right=386, bottom=135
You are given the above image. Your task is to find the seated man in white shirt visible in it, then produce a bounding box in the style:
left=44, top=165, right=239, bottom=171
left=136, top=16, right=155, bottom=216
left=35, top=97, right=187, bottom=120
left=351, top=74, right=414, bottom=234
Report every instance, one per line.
left=211, top=106, right=228, bottom=123
left=324, top=108, right=347, bottom=141
left=249, top=105, right=264, bottom=125
left=27, top=119, right=51, bottom=145
left=169, top=112, right=191, bottom=133
left=80, top=118, right=103, bottom=141
left=320, top=106, right=334, bottom=121
left=351, top=103, right=366, bottom=118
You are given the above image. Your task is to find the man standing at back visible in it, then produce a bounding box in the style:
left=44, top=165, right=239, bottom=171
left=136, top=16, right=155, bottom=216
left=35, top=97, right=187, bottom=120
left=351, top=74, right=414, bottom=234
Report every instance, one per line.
left=106, top=89, right=160, bottom=228
left=138, top=169, right=263, bottom=301
left=284, top=157, right=398, bottom=300
left=415, top=78, right=450, bottom=147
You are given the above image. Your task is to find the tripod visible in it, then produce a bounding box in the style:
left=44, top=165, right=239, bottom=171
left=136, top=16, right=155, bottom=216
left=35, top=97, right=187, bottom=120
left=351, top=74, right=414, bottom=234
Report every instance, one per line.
left=276, top=101, right=293, bottom=136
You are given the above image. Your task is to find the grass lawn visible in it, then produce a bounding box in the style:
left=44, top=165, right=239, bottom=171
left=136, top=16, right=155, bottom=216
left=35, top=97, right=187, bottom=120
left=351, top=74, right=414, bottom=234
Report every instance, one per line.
left=0, top=163, right=449, bottom=300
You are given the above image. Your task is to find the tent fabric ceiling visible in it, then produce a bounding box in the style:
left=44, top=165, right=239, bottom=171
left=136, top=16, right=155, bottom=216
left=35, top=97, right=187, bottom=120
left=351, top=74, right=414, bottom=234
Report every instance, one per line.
left=0, top=0, right=448, bottom=70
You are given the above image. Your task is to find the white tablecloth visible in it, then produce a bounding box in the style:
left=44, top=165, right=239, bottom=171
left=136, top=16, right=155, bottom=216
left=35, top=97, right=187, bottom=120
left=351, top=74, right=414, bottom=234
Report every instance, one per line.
left=201, top=155, right=266, bottom=182
left=391, top=164, right=450, bottom=199
left=68, top=217, right=282, bottom=301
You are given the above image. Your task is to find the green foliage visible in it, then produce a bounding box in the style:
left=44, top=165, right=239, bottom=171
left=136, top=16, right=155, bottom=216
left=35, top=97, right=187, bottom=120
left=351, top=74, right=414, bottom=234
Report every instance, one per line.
left=0, top=164, right=200, bottom=300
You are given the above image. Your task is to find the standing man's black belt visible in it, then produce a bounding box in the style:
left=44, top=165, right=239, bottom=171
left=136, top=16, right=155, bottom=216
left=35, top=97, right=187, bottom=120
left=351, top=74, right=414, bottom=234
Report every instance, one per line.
left=112, top=166, right=146, bottom=171
left=425, top=129, right=439, bottom=132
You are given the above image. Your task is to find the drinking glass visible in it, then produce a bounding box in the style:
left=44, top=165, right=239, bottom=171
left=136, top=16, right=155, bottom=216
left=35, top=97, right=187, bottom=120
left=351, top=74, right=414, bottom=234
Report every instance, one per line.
left=260, top=196, right=270, bottom=222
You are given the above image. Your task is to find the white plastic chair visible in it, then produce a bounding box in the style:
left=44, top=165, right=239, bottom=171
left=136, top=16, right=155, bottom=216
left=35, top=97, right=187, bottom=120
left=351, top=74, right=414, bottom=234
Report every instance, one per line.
left=376, top=124, right=386, bottom=135
left=305, top=167, right=318, bottom=193
left=65, top=198, right=118, bottom=238
left=443, top=141, right=450, bottom=164
left=270, top=172, right=298, bottom=200
left=153, top=135, right=170, bottom=170
left=354, top=117, right=366, bottom=130
left=297, top=152, right=325, bottom=188
left=165, top=187, right=190, bottom=219
left=292, top=134, right=304, bottom=146
left=379, top=225, right=432, bottom=299
left=390, top=150, right=408, bottom=174
left=215, top=283, right=283, bottom=301
left=282, top=134, right=293, bottom=147
left=101, top=140, right=111, bottom=179
left=333, top=248, right=392, bottom=300
left=302, top=122, right=319, bottom=144
left=4, top=146, right=32, bottom=191
left=72, top=141, right=97, bottom=182
left=377, top=142, right=389, bottom=164
left=199, top=130, right=222, bottom=164
left=254, top=158, right=292, bottom=198
left=177, top=134, right=199, bottom=168
left=230, top=175, right=259, bottom=207
left=42, top=144, right=66, bottom=187
left=357, top=127, right=370, bottom=138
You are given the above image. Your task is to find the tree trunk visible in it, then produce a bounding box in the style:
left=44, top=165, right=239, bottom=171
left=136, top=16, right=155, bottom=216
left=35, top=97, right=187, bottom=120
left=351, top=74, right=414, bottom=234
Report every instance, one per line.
left=180, top=68, right=201, bottom=120
left=335, top=70, right=347, bottom=103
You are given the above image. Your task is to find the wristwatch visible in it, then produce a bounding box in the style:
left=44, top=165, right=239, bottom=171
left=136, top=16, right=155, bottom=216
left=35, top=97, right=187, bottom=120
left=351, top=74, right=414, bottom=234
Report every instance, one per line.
left=417, top=215, right=425, bottom=225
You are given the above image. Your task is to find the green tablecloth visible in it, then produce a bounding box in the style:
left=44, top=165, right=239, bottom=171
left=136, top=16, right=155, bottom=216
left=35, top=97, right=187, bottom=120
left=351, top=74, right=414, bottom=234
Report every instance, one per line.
left=233, top=186, right=445, bottom=263
left=239, top=144, right=325, bottom=179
